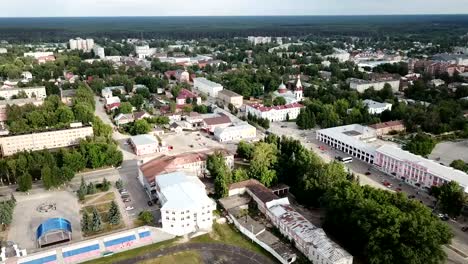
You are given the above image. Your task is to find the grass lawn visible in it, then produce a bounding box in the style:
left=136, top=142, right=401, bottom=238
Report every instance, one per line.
left=190, top=222, right=269, bottom=257
left=83, top=192, right=115, bottom=205
left=81, top=199, right=125, bottom=237
left=82, top=238, right=178, bottom=264
left=138, top=251, right=203, bottom=264
left=82, top=201, right=112, bottom=215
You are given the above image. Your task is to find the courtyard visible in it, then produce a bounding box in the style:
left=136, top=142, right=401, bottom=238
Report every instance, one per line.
left=8, top=191, right=82, bottom=251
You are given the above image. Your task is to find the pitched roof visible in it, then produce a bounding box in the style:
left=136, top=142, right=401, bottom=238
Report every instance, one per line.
left=248, top=102, right=303, bottom=112
left=229, top=179, right=279, bottom=204
left=369, top=120, right=404, bottom=130
left=140, top=148, right=232, bottom=183
left=133, top=111, right=149, bottom=120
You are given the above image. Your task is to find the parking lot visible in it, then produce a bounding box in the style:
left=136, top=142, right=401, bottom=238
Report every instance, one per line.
left=429, top=139, right=468, bottom=165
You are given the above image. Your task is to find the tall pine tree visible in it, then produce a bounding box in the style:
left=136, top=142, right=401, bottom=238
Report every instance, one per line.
left=108, top=201, right=121, bottom=225
left=91, top=207, right=102, bottom=232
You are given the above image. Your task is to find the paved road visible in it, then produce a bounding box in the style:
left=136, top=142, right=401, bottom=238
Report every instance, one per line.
left=115, top=242, right=276, bottom=264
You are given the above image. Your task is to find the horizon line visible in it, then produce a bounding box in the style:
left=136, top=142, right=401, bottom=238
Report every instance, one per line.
left=1, top=14, right=468, bottom=18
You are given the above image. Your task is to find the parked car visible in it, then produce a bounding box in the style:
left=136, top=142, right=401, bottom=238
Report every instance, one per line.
left=438, top=214, right=449, bottom=221
left=125, top=206, right=134, bottom=211
left=147, top=201, right=153, bottom=206
left=462, top=226, right=468, bottom=232
left=365, top=172, right=371, bottom=176
left=120, top=194, right=130, bottom=199
left=119, top=189, right=128, bottom=193
left=408, top=195, right=416, bottom=199
left=395, top=188, right=402, bottom=192
left=281, top=125, right=287, bottom=128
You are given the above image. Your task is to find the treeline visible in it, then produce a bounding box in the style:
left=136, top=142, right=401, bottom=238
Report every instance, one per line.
left=0, top=194, right=16, bottom=229
left=0, top=138, right=122, bottom=192
left=236, top=134, right=453, bottom=264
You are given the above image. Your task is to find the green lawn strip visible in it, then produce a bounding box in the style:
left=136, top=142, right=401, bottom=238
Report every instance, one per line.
left=190, top=222, right=275, bottom=260
left=82, top=238, right=178, bottom=264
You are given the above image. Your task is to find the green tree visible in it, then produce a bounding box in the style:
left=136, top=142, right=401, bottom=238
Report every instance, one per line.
left=87, top=182, right=97, bottom=195
left=249, top=142, right=278, bottom=187
left=78, top=177, right=87, bottom=200
left=91, top=207, right=102, bottom=232
left=81, top=212, right=91, bottom=232
left=207, top=152, right=232, bottom=199
left=73, top=103, right=94, bottom=123
left=236, top=141, right=254, bottom=160
left=450, top=160, right=467, bottom=172
left=404, top=133, right=437, bottom=157
left=115, top=179, right=124, bottom=190
left=63, top=150, right=86, bottom=172
left=108, top=201, right=121, bottom=225
left=232, top=168, right=249, bottom=183
left=435, top=181, right=466, bottom=217
left=119, top=102, right=133, bottom=114
left=131, top=119, right=151, bottom=135
left=17, top=172, right=32, bottom=192
left=101, top=178, right=111, bottom=192
left=41, top=165, right=54, bottom=190
left=273, top=96, right=287, bottom=106
left=56, top=106, right=75, bottom=124
left=138, top=210, right=154, bottom=225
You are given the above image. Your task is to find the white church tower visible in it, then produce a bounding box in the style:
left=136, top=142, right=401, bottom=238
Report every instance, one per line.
left=294, top=75, right=303, bottom=101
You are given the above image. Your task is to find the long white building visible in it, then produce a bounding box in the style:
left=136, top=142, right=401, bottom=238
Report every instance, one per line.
left=0, top=124, right=93, bottom=156
left=348, top=78, right=400, bottom=93
left=375, top=145, right=468, bottom=192
left=193, top=78, right=223, bottom=97
left=246, top=103, right=303, bottom=122
left=156, top=171, right=215, bottom=236
left=0, top=86, right=47, bottom=100
left=363, top=99, right=393, bottom=115
left=316, top=124, right=378, bottom=164
left=214, top=123, right=256, bottom=142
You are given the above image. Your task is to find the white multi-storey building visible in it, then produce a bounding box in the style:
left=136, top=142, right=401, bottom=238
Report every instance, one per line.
left=0, top=124, right=93, bottom=156
left=0, top=86, right=47, bottom=100
left=348, top=78, right=400, bottom=93
left=156, top=171, right=215, bottom=236
left=245, top=103, right=303, bottom=122
left=214, top=123, right=256, bottom=142
left=374, top=145, right=468, bottom=192
left=93, top=45, right=105, bottom=58
left=193, top=78, right=223, bottom=97
left=325, top=48, right=351, bottom=62
left=316, top=124, right=378, bottom=164
left=363, top=99, right=393, bottom=115
left=248, top=36, right=272, bottom=45
left=69, top=38, right=95, bottom=52
left=135, top=45, right=156, bottom=59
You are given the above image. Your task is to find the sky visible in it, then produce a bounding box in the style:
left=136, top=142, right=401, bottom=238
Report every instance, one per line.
left=2, top=0, right=468, bottom=17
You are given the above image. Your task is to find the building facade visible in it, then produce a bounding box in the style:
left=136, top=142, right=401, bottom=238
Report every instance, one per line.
left=374, top=145, right=468, bottom=192
left=217, top=89, right=243, bottom=108
left=316, top=124, right=378, bottom=164
left=156, top=172, right=215, bottom=236
left=0, top=125, right=94, bottom=156
left=130, top=134, right=162, bottom=156
left=69, top=38, right=94, bottom=52
left=214, top=123, right=256, bottom=142
left=246, top=103, right=303, bottom=122
left=193, top=78, right=223, bottom=97
left=369, top=120, right=405, bottom=136
left=0, top=86, right=47, bottom=100
left=348, top=78, right=400, bottom=93
left=363, top=99, right=393, bottom=115
left=93, top=45, right=105, bottom=58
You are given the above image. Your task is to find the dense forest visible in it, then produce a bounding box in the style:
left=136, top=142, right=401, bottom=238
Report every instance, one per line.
left=1, top=15, right=468, bottom=42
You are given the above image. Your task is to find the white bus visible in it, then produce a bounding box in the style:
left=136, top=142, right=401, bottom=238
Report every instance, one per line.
left=341, top=157, right=353, bottom=164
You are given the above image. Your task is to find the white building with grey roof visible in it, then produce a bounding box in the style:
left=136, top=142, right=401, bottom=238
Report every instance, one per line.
left=193, top=77, right=223, bottom=97
left=156, top=172, right=215, bottom=236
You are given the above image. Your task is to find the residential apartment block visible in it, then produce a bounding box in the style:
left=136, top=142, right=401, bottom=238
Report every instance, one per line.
left=156, top=172, right=215, bottom=236
left=69, top=38, right=94, bottom=52
left=0, top=98, right=44, bottom=122
left=217, top=89, right=243, bottom=108
left=0, top=86, right=47, bottom=100
left=246, top=103, right=303, bottom=122
left=0, top=125, right=94, bottom=156
left=193, top=78, right=223, bottom=97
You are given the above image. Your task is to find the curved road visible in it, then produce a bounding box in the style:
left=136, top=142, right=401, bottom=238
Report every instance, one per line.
left=115, top=242, right=276, bottom=264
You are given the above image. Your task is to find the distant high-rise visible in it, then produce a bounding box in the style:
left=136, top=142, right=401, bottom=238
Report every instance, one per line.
left=69, top=38, right=95, bottom=52
left=248, top=36, right=272, bottom=45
